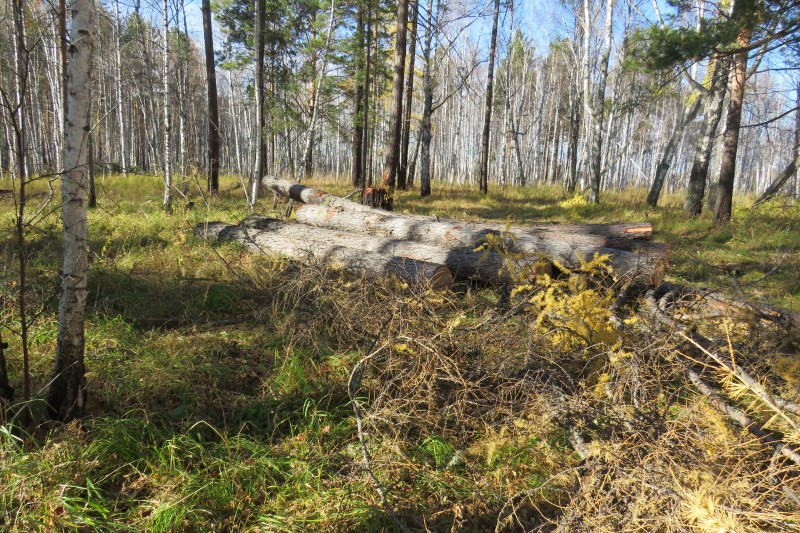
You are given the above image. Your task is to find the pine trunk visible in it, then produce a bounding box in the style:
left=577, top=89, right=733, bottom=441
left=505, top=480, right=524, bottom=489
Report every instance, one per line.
left=380, top=0, right=409, bottom=192
left=713, top=28, right=751, bottom=225
left=202, top=0, right=220, bottom=192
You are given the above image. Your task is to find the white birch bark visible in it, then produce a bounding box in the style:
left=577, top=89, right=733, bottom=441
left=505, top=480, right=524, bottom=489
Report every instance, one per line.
left=49, top=0, right=94, bottom=421
left=162, top=0, right=172, bottom=212
left=114, top=0, right=127, bottom=177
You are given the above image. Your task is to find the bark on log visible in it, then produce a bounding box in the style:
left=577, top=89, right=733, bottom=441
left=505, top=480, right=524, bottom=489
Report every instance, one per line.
left=294, top=204, right=666, bottom=285
left=196, top=221, right=453, bottom=288
left=239, top=216, right=513, bottom=283
left=262, top=176, right=654, bottom=241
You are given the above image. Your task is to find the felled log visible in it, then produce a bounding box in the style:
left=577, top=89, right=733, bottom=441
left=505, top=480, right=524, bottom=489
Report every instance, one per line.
left=294, top=204, right=667, bottom=284
left=262, top=176, right=375, bottom=212
left=196, top=221, right=453, bottom=289
left=239, top=216, right=515, bottom=283
left=262, top=176, right=654, bottom=241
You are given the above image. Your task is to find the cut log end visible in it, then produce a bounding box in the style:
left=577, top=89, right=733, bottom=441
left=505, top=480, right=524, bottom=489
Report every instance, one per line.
left=362, top=187, right=393, bottom=210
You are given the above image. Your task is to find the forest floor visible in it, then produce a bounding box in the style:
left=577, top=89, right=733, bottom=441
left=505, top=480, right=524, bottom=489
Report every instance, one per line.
left=1, top=174, right=799, bottom=531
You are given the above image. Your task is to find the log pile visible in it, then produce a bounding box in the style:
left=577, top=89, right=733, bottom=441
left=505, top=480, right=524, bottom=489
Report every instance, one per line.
left=196, top=177, right=671, bottom=288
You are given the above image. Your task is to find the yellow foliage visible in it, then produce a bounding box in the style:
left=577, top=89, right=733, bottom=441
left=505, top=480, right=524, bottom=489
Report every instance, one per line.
left=524, top=254, right=619, bottom=350
left=558, top=195, right=591, bottom=208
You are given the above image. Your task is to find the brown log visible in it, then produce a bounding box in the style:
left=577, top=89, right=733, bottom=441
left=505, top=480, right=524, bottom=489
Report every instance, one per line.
left=239, top=216, right=512, bottom=283
left=294, top=204, right=666, bottom=284
left=196, top=221, right=453, bottom=289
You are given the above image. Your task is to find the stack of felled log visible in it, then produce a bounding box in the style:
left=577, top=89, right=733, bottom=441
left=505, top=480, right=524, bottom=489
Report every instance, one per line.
left=195, top=177, right=670, bottom=289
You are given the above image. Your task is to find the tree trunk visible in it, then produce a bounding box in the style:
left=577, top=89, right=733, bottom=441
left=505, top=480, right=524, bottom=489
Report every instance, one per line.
left=713, top=27, right=752, bottom=225
left=48, top=0, right=94, bottom=421
left=351, top=3, right=365, bottom=187
left=161, top=0, right=172, bottom=212
left=360, top=1, right=373, bottom=190
left=202, top=0, right=220, bottom=192
left=587, top=0, right=614, bottom=204
left=684, top=59, right=729, bottom=216
left=646, top=96, right=702, bottom=207
left=252, top=0, right=266, bottom=204
left=380, top=0, right=409, bottom=192
left=264, top=176, right=655, bottom=242
left=418, top=0, right=435, bottom=197
left=113, top=0, right=127, bottom=177
left=197, top=221, right=453, bottom=288
left=398, top=0, right=418, bottom=190
left=478, top=0, right=500, bottom=195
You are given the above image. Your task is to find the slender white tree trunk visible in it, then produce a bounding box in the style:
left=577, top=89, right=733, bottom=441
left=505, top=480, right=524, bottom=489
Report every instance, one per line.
left=48, top=0, right=94, bottom=421
left=162, top=0, right=172, bottom=212
left=114, top=0, right=127, bottom=177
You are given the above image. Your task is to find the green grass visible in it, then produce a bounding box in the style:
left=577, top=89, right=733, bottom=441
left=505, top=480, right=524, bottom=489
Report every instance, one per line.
left=0, top=173, right=797, bottom=531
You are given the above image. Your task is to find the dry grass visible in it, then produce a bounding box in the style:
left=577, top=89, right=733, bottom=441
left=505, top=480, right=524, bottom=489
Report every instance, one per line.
left=0, top=174, right=798, bottom=531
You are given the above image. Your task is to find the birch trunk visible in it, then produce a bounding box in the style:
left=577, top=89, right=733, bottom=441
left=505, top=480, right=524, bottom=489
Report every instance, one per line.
left=684, top=59, right=729, bottom=216
left=646, top=96, right=702, bottom=206
left=114, top=0, right=127, bottom=177
left=48, top=0, right=94, bottom=421
left=161, top=0, right=172, bottom=212
left=587, top=0, right=614, bottom=203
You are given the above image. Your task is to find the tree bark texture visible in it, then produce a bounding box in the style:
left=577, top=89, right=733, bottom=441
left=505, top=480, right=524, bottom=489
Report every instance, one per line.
left=246, top=215, right=510, bottom=282
left=398, top=0, right=418, bottom=190
left=380, top=0, right=409, bottom=191
left=478, top=0, right=500, bottom=195
left=161, top=0, right=172, bottom=212
left=293, top=203, right=667, bottom=284
left=684, top=59, right=729, bottom=216
left=252, top=0, right=266, bottom=204
left=48, top=0, right=94, bottom=421
left=196, top=220, right=453, bottom=288
left=202, top=0, right=220, bottom=192
left=587, top=0, right=614, bottom=204
left=713, top=27, right=752, bottom=225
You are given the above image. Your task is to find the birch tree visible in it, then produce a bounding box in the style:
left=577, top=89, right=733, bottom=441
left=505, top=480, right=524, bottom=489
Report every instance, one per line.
left=162, top=0, right=173, bottom=212
left=48, top=0, right=94, bottom=421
